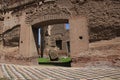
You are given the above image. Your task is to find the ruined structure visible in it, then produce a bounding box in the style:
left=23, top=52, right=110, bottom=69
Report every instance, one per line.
left=42, top=24, right=70, bottom=57
left=0, top=0, right=120, bottom=67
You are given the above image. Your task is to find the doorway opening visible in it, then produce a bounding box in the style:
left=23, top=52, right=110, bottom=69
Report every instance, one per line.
left=66, top=41, right=70, bottom=53
left=32, top=19, right=71, bottom=67
left=56, top=40, right=62, bottom=50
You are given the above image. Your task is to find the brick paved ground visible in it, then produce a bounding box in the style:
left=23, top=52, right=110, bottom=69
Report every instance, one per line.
left=0, top=64, right=120, bottom=80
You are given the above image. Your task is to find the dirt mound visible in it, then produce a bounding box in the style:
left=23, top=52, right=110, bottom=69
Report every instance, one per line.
left=72, top=37, right=120, bottom=67
left=0, top=47, right=36, bottom=65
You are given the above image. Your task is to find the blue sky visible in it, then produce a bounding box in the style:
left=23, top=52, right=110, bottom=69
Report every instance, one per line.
left=65, top=23, right=70, bottom=30
left=38, top=28, right=41, bottom=45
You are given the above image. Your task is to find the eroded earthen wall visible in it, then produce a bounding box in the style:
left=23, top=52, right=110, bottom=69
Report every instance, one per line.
left=76, top=0, right=120, bottom=42
left=1, top=0, right=120, bottom=47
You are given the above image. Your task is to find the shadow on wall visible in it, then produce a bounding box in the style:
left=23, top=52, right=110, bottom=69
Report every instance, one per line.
left=2, top=25, right=20, bottom=47
left=89, top=26, right=120, bottom=43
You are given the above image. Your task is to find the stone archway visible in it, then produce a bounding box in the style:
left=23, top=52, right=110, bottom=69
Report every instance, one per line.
left=32, top=19, right=69, bottom=58
left=19, top=15, right=88, bottom=66
left=19, top=0, right=89, bottom=66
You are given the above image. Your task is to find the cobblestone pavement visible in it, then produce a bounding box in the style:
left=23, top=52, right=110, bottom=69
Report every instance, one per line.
left=0, top=64, right=120, bottom=80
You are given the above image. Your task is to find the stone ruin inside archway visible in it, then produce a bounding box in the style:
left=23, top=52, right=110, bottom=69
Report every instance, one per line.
left=32, top=23, right=71, bottom=58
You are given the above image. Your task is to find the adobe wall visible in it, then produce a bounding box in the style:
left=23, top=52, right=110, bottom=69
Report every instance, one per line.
left=1, top=0, right=120, bottom=47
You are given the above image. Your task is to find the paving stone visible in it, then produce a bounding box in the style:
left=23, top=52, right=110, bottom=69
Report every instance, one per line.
left=99, top=77, right=116, bottom=80
left=109, top=74, right=120, bottom=79
left=0, top=64, right=120, bottom=80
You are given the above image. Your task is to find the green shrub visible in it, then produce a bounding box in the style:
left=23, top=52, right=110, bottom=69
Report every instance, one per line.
left=38, top=58, right=50, bottom=63
left=59, top=57, right=71, bottom=62
left=38, top=57, right=71, bottom=63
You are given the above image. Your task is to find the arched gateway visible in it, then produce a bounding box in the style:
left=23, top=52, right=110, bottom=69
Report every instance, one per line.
left=19, top=0, right=89, bottom=66
left=2, top=0, right=89, bottom=66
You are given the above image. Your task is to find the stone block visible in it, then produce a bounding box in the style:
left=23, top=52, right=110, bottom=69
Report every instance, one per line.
left=49, top=50, right=59, bottom=61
